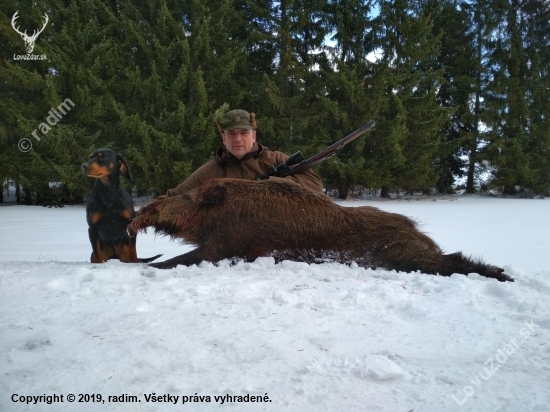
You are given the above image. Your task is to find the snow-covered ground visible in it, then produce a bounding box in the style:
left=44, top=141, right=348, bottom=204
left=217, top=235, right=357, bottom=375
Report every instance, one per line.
left=0, top=195, right=549, bottom=412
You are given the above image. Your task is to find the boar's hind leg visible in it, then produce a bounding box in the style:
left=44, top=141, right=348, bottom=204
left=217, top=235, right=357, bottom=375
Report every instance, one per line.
left=149, top=248, right=207, bottom=269
left=436, top=252, right=513, bottom=282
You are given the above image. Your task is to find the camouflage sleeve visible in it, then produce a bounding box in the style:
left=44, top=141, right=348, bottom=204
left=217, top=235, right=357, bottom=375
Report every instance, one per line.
left=272, top=151, right=324, bottom=194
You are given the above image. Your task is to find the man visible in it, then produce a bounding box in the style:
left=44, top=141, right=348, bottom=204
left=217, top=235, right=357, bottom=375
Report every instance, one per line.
left=163, top=108, right=323, bottom=196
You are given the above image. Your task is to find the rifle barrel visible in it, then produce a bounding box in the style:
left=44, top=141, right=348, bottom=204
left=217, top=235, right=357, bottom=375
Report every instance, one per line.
left=281, top=120, right=376, bottom=177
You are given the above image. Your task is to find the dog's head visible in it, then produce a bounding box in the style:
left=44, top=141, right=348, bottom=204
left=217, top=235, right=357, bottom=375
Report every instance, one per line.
left=81, top=148, right=133, bottom=183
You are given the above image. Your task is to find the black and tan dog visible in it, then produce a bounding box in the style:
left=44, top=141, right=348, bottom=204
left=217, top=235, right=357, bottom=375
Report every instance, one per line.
left=82, top=148, right=161, bottom=264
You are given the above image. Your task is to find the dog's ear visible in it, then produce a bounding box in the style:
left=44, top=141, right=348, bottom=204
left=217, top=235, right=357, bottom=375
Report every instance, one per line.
left=117, top=154, right=133, bottom=182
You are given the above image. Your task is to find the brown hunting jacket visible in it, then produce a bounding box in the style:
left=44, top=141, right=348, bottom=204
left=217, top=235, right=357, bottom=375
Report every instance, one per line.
left=166, top=143, right=323, bottom=196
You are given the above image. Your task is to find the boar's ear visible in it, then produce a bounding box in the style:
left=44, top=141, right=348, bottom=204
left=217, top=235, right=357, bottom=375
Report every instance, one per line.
left=198, top=182, right=228, bottom=208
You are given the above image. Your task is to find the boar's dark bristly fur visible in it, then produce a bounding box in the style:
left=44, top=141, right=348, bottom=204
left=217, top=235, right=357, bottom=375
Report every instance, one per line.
left=130, top=178, right=513, bottom=282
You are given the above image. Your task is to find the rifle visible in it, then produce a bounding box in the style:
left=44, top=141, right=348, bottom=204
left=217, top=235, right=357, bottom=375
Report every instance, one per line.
left=255, top=120, right=375, bottom=180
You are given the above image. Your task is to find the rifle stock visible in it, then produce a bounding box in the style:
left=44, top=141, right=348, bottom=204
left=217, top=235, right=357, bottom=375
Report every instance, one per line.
left=255, top=151, right=304, bottom=180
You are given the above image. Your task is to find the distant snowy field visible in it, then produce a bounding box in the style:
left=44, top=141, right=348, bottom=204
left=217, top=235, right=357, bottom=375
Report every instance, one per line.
left=1, top=196, right=549, bottom=412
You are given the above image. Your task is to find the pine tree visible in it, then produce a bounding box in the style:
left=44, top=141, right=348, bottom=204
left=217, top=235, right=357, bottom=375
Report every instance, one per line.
left=476, top=0, right=550, bottom=194
left=371, top=0, right=446, bottom=196
left=0, top=0, right=88, bottom=205
left=0, top=0, right=43, bottom=202
left=481, top=0, right=550, bottom=195
left=228, top=0, right=342, bottom=192
left=462, top=0, right=497, bottom=193
left=523, top=0, right=550, bottom=194
left=426, top=0, right=474, bottom=193
left=483, top=0, right=530, bottom=194
left=111, top=0, right=200, bottom=195
left=321, top=0, right=381, bottom=198
left=179, top=0, right=248, bottom=166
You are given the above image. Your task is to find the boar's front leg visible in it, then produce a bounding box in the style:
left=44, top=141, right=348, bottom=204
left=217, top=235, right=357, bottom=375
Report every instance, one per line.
left=149, top=248, right=210, bottom=269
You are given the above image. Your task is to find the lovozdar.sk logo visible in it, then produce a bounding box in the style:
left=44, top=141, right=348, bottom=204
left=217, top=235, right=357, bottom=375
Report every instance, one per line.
left=11, top=10, right=48, bottom=61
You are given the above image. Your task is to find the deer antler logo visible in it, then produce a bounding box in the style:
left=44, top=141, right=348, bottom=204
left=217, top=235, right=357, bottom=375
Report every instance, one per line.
left=11, top=11, right=49, bottom=54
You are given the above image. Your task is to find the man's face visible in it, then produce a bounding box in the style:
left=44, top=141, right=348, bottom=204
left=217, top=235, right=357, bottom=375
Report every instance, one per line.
left=222, top=128, right=256, bottom=159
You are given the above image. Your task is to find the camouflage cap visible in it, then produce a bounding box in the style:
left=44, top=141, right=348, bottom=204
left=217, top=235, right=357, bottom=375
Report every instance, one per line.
left=214, top=105, right=257, bottom=133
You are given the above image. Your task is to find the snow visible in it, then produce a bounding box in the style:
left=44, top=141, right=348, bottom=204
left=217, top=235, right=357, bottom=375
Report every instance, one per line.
left=1, top=195, right=549, bottom=412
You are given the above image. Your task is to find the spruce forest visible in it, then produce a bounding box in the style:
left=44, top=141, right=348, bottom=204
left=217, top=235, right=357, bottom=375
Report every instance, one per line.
left=1, top=0, right=549, bottom=204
